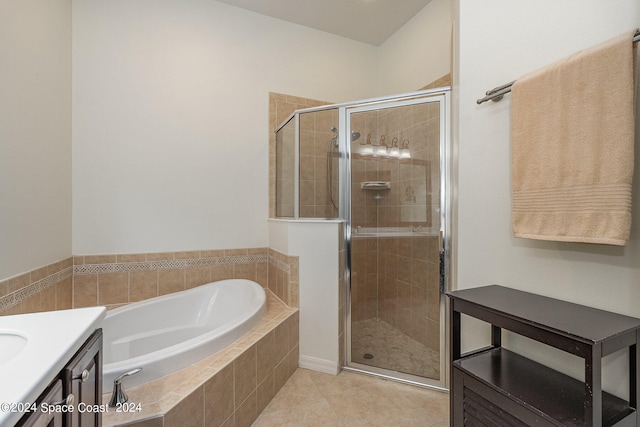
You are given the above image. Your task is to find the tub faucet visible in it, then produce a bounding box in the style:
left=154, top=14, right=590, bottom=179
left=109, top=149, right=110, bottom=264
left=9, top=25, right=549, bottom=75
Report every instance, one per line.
left=109, top=368, right=142, bottom=407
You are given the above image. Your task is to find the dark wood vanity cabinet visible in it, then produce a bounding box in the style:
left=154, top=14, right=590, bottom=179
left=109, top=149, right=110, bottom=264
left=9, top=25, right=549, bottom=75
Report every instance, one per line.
left=17, top=380, right=64, bottom=427
left=17, top=329, right=103, bottom=427
left=448, top=285, right=640, bottom=426
left=63, top=329, right=103, bottom=427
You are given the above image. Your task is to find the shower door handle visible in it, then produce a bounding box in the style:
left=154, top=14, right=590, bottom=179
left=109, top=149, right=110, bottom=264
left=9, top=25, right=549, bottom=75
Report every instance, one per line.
left=438, top=231, right=445, bottom=294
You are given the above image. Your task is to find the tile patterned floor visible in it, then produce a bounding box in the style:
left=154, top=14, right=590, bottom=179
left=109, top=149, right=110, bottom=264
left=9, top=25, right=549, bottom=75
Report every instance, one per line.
left=253, top=368, right=449, bottom=426
left=351, top=318, right=440, bottom=379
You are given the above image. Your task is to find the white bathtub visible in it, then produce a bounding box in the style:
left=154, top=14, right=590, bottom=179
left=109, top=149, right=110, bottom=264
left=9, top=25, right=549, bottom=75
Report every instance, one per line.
left=101, top=279, right=266, bottom=393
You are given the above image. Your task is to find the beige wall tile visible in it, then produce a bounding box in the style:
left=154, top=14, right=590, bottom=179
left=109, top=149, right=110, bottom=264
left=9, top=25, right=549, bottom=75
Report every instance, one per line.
left=0, top=279, right=8, bottom=299
left=117, top=253, right=146, bottom=263
left=273, top=321, right=289, bottom=364
left=175, top=251, right=201, bottom=260
left=130, top=271, right=158, bottom=302
left=39, top=285, right=57, bottom=312
left=211, top=264, right=234, bottom=282
left=0, top=302, right=23, bottom=316
left=235, top=391, right=257, bottom=427
left=225, top=249, right=248, bottom=256
left=201, top=250, right=225, bottom=258
left=186, top=267, right=211, bottom=289
left=219, top=415, right=233, bottom=427
left=287, top=346, right=298, bottom=378
left=123, top=416, right=164, bottom=427
left=256, top=373, right=274, bottom=416
left=204, top=364, right=233, bottom=427
left=256, top=262, right=268, bottom=288
left=146, top=252, right=175, bottom=261
left=30, top=265, right=49, bottom=283
left=256, top=331, right=275, bottom=384
left=234, top=263, right=256, bottom=281
left=98, top=272, right=129, bottom=305
left=288, top=311, right=299, bottom=350
left=84, top=255, right=117, bottom=264
left=158, top=269, right=185, bottom=296
left=164, top=386, right=204, bottom=427
left=74, top=274, right=98, bottom=307
left=56, top=277, right=73, bottom=310
left=22, top=294, right=40, bottom=314
left=7, top=273, right=29, bottom=293
left=233, top=344, right=256, bottom=409
left=273, top=359, right=289, bottom=395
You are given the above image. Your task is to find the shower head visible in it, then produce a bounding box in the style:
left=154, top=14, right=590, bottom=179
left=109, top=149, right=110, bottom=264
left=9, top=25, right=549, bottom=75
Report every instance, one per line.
left=351, top=131, right=361, bottom=142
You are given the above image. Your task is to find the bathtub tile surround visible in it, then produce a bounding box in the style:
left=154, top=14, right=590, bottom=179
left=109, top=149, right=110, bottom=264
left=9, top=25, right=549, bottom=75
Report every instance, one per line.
left=73, top=248, right=269, bottom=310
left=0, top=257, right=73, bottom=315
left=102, top=291, right=298, bottom=427
left=0, top=246, right=300, bottom=315
left=0, top=250, right=301, bottom=426
left=267, top=248, right=299, bottom=307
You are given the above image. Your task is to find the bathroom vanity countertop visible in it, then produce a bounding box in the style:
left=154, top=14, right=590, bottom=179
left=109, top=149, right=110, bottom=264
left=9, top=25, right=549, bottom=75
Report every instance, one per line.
left=0, top=306, right=106, bottom=427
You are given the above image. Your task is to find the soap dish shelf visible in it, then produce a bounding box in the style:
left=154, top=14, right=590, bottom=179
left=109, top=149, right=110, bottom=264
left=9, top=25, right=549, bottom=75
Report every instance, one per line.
left=361, top=181, right=391, bottom=191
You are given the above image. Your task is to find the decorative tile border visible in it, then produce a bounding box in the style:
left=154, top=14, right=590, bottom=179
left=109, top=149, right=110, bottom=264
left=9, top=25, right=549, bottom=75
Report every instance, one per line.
left=74, top=254, right=268, bottom=275
left=268, top=255, right=291, bottom=273
left=0, top=249, right=272, bottom=316
left=0, top=267, right=72, bottom=312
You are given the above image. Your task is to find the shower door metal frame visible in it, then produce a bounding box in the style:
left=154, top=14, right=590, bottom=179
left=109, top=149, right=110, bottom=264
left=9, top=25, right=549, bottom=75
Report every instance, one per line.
left=340, top=88, right=451, bottom=391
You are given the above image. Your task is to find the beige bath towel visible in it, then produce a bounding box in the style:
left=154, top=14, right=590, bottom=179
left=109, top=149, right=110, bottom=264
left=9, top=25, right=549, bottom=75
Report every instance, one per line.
left=511, top=30, right=637, bottom=246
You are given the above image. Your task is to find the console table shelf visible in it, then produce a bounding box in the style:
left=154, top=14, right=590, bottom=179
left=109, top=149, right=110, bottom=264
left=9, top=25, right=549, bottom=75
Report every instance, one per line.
left=447, top=285, right=640, bottom=426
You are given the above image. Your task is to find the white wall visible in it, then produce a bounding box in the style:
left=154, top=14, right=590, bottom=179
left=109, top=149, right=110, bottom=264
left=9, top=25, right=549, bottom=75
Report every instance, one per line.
left=268, top=219, right=341, bottom=374
left=454, top=0, right=640, bottom=397
left=377, top=0, right=452, bottom=96
left=0, top=0, right=72, bottom=280
left=72, top=0, right=379, bottom=255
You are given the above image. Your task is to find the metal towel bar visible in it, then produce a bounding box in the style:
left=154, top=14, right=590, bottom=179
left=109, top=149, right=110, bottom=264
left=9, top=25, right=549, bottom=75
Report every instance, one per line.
left=476, top=30, right=640, bottom=104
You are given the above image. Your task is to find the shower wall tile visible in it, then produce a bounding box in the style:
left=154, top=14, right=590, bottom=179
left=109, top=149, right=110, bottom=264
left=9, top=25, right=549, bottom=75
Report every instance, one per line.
left=269, top=92, right=333, bottom=218
left=419, top=73, right=452, bottom=90
left=377, top=234, right=440, bottom=352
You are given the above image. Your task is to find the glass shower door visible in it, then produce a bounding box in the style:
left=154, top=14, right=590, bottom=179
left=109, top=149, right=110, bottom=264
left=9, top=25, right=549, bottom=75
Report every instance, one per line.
left=346, top=91, right=449, bottom=387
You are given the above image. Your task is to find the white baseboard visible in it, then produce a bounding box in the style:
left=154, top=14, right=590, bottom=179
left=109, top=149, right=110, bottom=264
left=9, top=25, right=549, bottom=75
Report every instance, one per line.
left=298, top=355, right=340, bottom=375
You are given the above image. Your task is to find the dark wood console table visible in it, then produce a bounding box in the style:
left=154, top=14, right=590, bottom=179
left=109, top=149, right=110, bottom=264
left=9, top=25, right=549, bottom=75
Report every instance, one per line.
left=447, top=285, right=640, bottom=426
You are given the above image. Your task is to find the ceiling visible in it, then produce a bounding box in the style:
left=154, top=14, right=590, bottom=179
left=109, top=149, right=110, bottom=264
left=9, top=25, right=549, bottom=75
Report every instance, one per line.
left=216, top=0, right=433, bottom=46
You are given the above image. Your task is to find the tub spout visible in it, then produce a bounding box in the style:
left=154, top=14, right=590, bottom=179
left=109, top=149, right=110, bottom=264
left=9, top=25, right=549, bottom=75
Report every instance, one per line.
left=109, top=368, right=142, bottom=407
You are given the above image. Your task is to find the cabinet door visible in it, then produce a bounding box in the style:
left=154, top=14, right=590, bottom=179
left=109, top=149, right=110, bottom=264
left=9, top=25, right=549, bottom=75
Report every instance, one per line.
left=63, top=329, right=102, bottom=427
left=16, top=379, right=64, bottom=427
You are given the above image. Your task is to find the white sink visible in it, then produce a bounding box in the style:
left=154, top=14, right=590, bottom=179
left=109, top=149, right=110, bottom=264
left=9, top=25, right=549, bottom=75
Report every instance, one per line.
left=0, top=331, right=28, bottom=367
left=0, top=307, right=106, bottom=427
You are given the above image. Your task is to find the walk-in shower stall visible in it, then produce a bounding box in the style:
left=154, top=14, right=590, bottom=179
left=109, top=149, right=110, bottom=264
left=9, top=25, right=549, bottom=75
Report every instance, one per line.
left=275, top=88, right=451, bottom=389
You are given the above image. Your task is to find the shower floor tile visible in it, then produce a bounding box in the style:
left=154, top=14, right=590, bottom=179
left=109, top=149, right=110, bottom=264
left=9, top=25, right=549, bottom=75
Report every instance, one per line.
left=351, top=318, right=440, bottom=380
left=254, top=368, right=449, bottom=427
